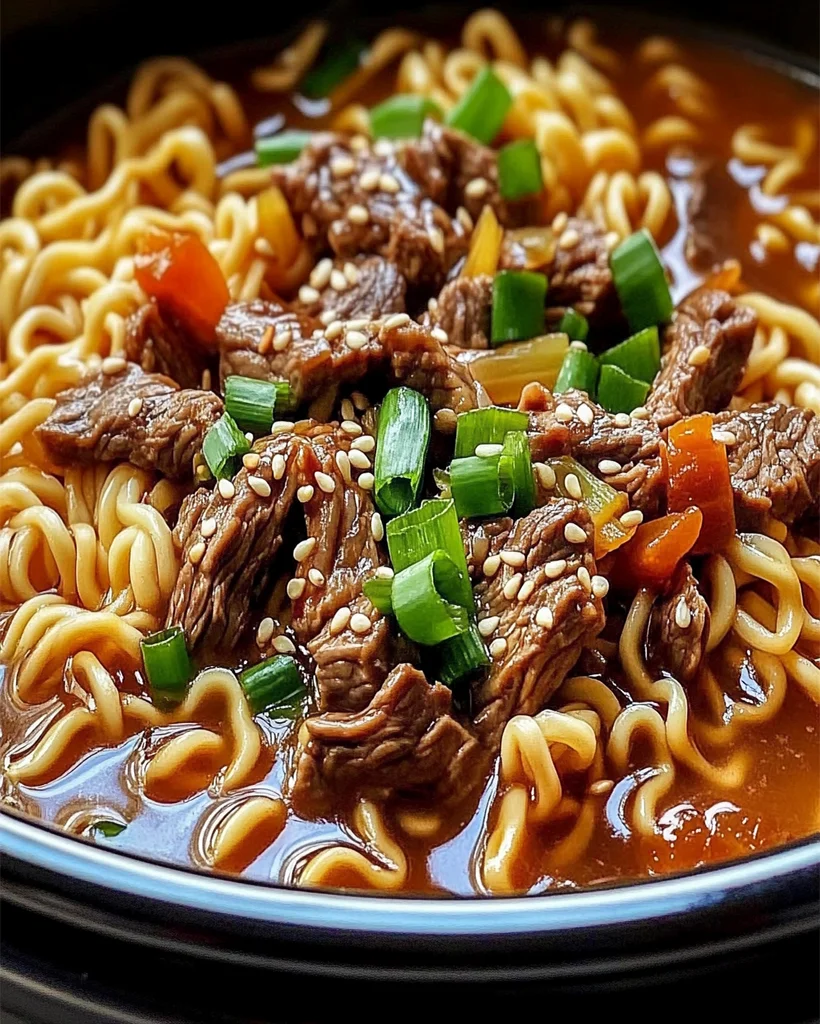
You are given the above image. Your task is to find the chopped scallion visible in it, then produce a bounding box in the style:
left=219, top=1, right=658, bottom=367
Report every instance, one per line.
left=392, top=550, right=470, bottom=645
left=362, top=576, right=393, bottom=614
left=503, top=429, right=536, bottom=517
left=374, top=387, right=431, bottom=517
left=255, top=131, right=312, bottom=166
left=454, top=406, right=529, bottom=458
left=450, top=453, right=514, bottom=519
left=599, top=326, right=660, bottom=384
left=386, top=499, right=472, bottom=610
left=445, top=65, right=512, bottom=145
left=491, top=270, right=547, bottom=345
left=202, top=413, right=250, bottom=480
left=557, top=308, right=589, bottom=342
left=300, top=39, right=365, bottom=99
left=498, top=139, right=543, bottom=200
left=141, top=626, right=191, bottom=710
left=370, top=94, right=442, bottom=139
left=597, top=364, right=651, bottom=414
left=554, top=349, right=600, bottom=397
left=610, top=228, right=673, bottom=332
left=90, top=820, right=126, bottom=839
left=224, top=375, right=295, bottom=436
left=438, top=622, right=489, bottom=686
left=239, top=655, right=305, bottom=716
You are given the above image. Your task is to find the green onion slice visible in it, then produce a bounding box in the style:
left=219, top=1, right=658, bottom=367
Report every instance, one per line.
left=239, top=655, right=306, bottom=716
left=202, top=413, right=250, bottom=481
left=498, top=139, right=543, bottom=200
left=557, top=308, right=589, bottom=342
left=503, top=429, right=536, bottom=517
left=554, top=349, right=600, bottom=398
left=141, top=626, right=191, bottom=710
left=597, top=364, right=651, bottom=414
left=300, top=39, right=365, bottom=99
left=450, top=453, right=514, bottom=519
left=386, top=498, right=472, bottom=610
left=362, top=575, right=394, bottom=614
left=438, top=622, right=490, bottom=686
left=454, top=406, right=529, bottom=458
left=374, top=387, right=430, bottom=518
left=224, top=375, right=295, bottom=436
left=90, top=820, right=126, bottom=839
left=599, top=326, right=661, bottom=384
left=491, top=270, right=547, bottom=345
left=370, top=94, right=443, bottom=139
left=255, top=131, right=313, bottom=166
left=392, top=550, right=470, bottom=646
left=445, top=65, right=512, bottom=145
left=610, top=228, right=673, bottom=332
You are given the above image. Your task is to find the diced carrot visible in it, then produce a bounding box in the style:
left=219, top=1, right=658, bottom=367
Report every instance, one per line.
left=665, top=412, right=736, bottom=555
left=134, top=229, right=229, bottom=349
left=613, top=506, right=703, bottom=590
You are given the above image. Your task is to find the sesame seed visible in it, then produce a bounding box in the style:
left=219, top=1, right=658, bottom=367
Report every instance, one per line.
left=551, top=211, right=568, bottom=233
left=308, top=568, right=325, bottom=587
left=489, top=637, right=507, bottom=659
left=598, top=459, right=621, bottom=475
left=341, top=419, right=363, bottom=436
left=503, top=573, right=523, bottom=600
left=310, top=258, right=333, bottom=289
left=218, top=479, right=235, bottom=499
left=350, top=612, right=372, bottom=634
left=535, top=607, right=554, bottom=629
left=101, top=356, right=126, bottom=375
left=347, top=204, right=370, bottom=225
left=564, top=473, right=583, bottom=500
left=428, top=297, right=439, bottom=316
left=335, top=450, right=352, bottom=483
left=564, top=522, right=587, bottom=544
left=614, top=412, right=631, bottom=427
left=500, top=550, right=526, bottom=567
left=476, top=442, right=504, bottom=457
left=315, top=471, right=336, bottom=493
left=517, top=579, right=535, bottom=603
left=569, top=340, right=588, bottom=351
left=273, top=635, right=297, bottom=654
left=555, top=402, right=574, bottom=422
left=8, top=441, right=23, bottom=456
left=340, top=398, right=355, bottom=421
left=273, top=329, right=292, bottom=352
left=559, top=227, right=580, bottom=249
left=713, top=429, right=737, bottom=445
left=271, top=454, right=286, bottom=480
left=348, top=448, right=370, bottom=470
left=287, top=578, right=306, bottom=599
left=358, top=472, right=375, bottom=490
left=331, top=155, right=355, bottom=178
left=544, top=558, right=567, bottom=579
left=384, top=312, right=411, bottom=329
left=298, top=285, right=320, bottom=304
left=330, top=606, right=351, bottom=634
left=359, top=168, right=380, bottom=191
left=320, top=309, right=336, bottom=326
left=297, top=484, right=314, bottom=503
left=589, top=778, right=615, bottom=796
left=189, top=541, right=206, bottom=564
left=620, top=510, right=644, bottom=528
left=201, top=517, right=217, bottom=538
left=577, top=566, right=592, bottom=591
left=675, top=599, right=692, bottom=629
left=375, top=566, right=394, bottom=579
left=604, top=231, right=620, bottom=251
left=324, top=320, right=343, bottom=341
left=379, top=172, right=400, bottom=193
left=687, top=344, right=710, bottom=367
left=272, top=420, right=295, bottom=434
left=351, top=434, right=375, bottom=453
left=352, top=391, right=369, bottom=410
left=311, top=329, right=323, bottom=339
left=433, top=408, right=457, bottom=433
left=483, top=555, right=501, bottom=577
left=128, top=397, right=143, bottom=417
left=257, top=618, right=275, bottom=645
left=371, top=512, right=384, bottom=542
left=431, top=326, right=449, bottom=344
left=344, top=262, right=359, bottom=285
left=631, top=406, right=649, bottom=420
left=293, top=538, right=317, bottom=561
left=456, top=205, right=474, bottom=231
left=577, top=403, right=595, bottom=427
left=330, top=268, right=349, bottom=292
left=345, top=329, right=368, bottom=350
left=248, top=474, right=272, bottom=497
left=535, top=463, right=556, bottom=489
left=428, top=226, right=445, bottom=254
left=465, top=177, right=488, bottom=198
left=478, top=616, right=500, bottom=637
left=245, top=432, right=254, bottom=444
left=591, top=574, right=610, bottom=598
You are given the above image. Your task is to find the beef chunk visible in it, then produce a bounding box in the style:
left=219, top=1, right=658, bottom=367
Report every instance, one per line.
left=293, top=255, right=406, bottom=323
left=174, top=488, right=212, bottom=549
left=425, top=274, right=492, bottom=349
left=271, top=132, right=468, bottom=286
left=543, top=217, right=624, bottom=331
left=471, top=499, right=606, bottom=745
left=647, top=289, right=757, bottom=429
left=388, top=320, right=479, bottom=413
left=712, top=403, right=820, bottom=528
left=526, top=386, right=666, bottom=517
left=292, top=664, right=481, bottom=813
left=648, top=561, right=710, bottom=684
left=36, top=362, right=222, bottom=480
left=124, top=301, right=211, bottom=391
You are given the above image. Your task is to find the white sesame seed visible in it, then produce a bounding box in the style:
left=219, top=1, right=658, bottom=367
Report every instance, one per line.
left=374, top=139, right=394, bottom=158
left=351, top=434, right=375, bottom=453
left=330, top=268, right=349, bottom=292
left=374, top=566, right=394, bottom=579
left=517, top=579, right=536, bottom=603
left=500, top=550, right=526, bottom=567
left=687, top=344, right=710, bottom=367
left=589, top=778, right=615, bottom=796
left=273, top=635, right=297, bottom=654
left=101, top=356, right=126, bottom=375
left=272, top=420, right=295, bottom=435
left=620, top=510, right=644, bottom=528
left=384, top=312, right=411, bottom=330
left=478, top=616, right=500, bottom=637
left=544, top=558, right=567, bottom=579
left=335, top=450, right=352, bottom=483
left=475, top=442, right=504, bottom=457
left=483, top=555, right=501, bottom=577
left=189, top=541, right=206, bottom=564
left=552, top=211, right=568, bottom=234
left=341, top=419, right=363, bottom=435
left=200, top=517, right=217, bottom=538
left=503, top=573, right=523, bottom=600
left=614, top=412, right=631, bottom=427
left=569, top=340, right=588, bottom=352
left=273, top=329, right=292, bottom=352
left=297, top=484, right=314, bottom=503
left=310, top=258, right=333, bottom=290
left=371, top=512, right=384, bottom=542
left=315, top=471, right=336, bottom=493
left=604, top=231, right=620, bottom=251
left=535, top=607, right=554, bottom=629
left=308, top=568, right=325, bottom=587
left=271, top=454, right=286, bottom=480
left=428, top=226, right=445, bottom=254
left=535, top=463, right=556, bottom=490
left=456, top=205, right=474, bottom=231
left=359, top=168, right=380, bottom=191
left=358, top=472, right=375, bottom=490
left=675, top=599, right=692, bottom=629
left=379, top=172, right=400, bottom=193
left=489, top=637, right=507, bottom=658
left=324, top=320, right=343, bottom=341
left=257, top=618, right=275, bottom=645
left=564, top=522, right=587, bottom=544
left=320, top=309, right=336, bottom=326
left=598, top=459, right=621, bottom=475
left=352, top=391, right=369, bottom=410
left=311, top=329, right=324, bottom=339
left=287, top=577, right=306, bottom=599
left=128, top=397, right=143, bottom=417
left=591, top=574, right=610, bottom=598
left=245, top=432, right=254, bottom=444
left=344, top=262, right=359, bottom=285
left=350, top=612, right=372, bottom=634
left=345, top=329, right=368, bottom=350
left=347, top=204, right=370, bottom=225
left=577, top=403, right=595, bottom=427
left=712, top=429, right=737, bottom=446
left=631, top=406, right=649, bottom=420
left=348, top=448, right=371, bottom=470
left=428, top=297, right=439, bottom=316
left=331, top=155, right=356, bottom=178
left=564, top=473, right=583, bottom=500
left=248, top=474, right=272, bottom=497
left=293, top=538, right=317, bottom=561
left=8, top=441, right=23, bottom=456
left=330, top=606, right=352, bottom=634
left=218, top=478, right=235, bottom=499
left=555, top=402, right=574, bottom=423
left=298, top=285, right=320, bottom=304
left=465, top=177, right=488, bottom=198
left=559, top=227, right=580, bottom=250
left=577, top=566, right=592, bottom=591
left=340, top=398, right=355, bottom=422
left=431, top=326, right=449, bottom=344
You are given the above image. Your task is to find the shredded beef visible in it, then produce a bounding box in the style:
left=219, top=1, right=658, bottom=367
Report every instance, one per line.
left=124, top=301, right=210, bottom=391
left=543, top=217, right=624, bottom=331
left=712, top=402, right=820, bottom=528
left=647, top=561, right=710, bottom=684
left=36, top=362, right=222, bottom=480
left=293, top=255, right=406, bottom=323
left=647, top=289, right=757, bottom=429
left=425, top=274, right=493, bottom=349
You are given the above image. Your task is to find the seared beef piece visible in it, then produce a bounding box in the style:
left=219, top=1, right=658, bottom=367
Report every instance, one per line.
left=36, top=362, right=222, bottom=481
left=647, top=561, right=710, bottom=684
left=125, top=301, right=210, bottom=392
left=712, top=403, right=820, bottom=528
left=271, top=133, right=468, bottom=286
left=647, top=289, right=757, bottom=429
left=543, top=217, right=624, bottom=332
left=682, top=156, right=736, bottom=273
left=425, top=274, right=493, bottom=349
left=292, top=664, right=481, bottom=812
left=293, top=255, right=407, bottom=323
left=471, top=499, right=606, bottom=745
left=461, top=517, right=514, bottom=578
left=525, top=386, right=666, bottom=517
left=388, top=320, right=479, bottom=413
left=174, top=488, right=212, bottom=549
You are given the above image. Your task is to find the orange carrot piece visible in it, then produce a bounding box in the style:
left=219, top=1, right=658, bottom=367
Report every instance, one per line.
left=614, top=506, right=703, bottom=590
